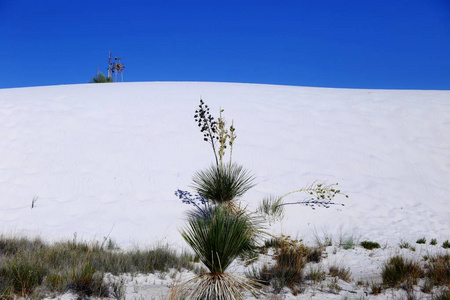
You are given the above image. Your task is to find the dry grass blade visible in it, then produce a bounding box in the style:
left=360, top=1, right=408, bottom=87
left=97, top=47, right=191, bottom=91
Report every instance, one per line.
left=181, top=273, right=264, bottom=300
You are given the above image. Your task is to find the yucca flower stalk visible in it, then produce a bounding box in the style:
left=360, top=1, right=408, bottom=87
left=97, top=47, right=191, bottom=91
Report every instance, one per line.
left=194, top=99, right=219, bottom=167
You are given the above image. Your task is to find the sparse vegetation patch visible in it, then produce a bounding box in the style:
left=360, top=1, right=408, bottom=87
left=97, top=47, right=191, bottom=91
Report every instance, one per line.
left=0, top=235, right=194, bottom=299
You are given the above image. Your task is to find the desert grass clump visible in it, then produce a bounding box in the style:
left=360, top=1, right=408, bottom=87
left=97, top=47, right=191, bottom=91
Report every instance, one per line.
left=329, top=265, right=352, bottom=282
left=399, top=240, right=415, bottom=250
left=382, top=255, right=423, bottom=288
left=306, top=247, right=323, bottom=263
left=180, top=205, right=263, bottom=299
left=424, top=254, right=450, bottom=288
left=339, top=233, right=358, bottom=250
left=0, top=251, right=47, bottom=297
left=267, top=236, right=308, bottom=293
left=370, top=282, right=383, bottom=295
left=313, top=228, right=334, bottom=248
left=67, top=261, right=109, bottom=298
left=305, top=264, right=326, bottom=284
left=245, top=263, right=274, bottom=286
left=0, top=235, right=46, bottom=255
left=360, top=240, right=381, bottom=250
left=430, top=238, right=438, bottom=246
left=442, top=240, right=450, bottom=249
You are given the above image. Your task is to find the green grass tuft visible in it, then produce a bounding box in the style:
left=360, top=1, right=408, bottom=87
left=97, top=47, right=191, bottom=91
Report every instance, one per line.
left=442, top=240, right=450, bottom=249
left=360, top=240, right=380, bottom=250
left=416, top=237, right=426, bottom=244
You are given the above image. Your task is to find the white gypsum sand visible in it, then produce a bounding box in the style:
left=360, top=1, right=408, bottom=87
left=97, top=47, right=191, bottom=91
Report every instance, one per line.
left=0, top=82, right=448, bottom=247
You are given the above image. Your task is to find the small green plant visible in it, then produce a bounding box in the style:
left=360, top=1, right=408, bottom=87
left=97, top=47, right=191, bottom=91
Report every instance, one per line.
left=416, top=237, right=426, bottom=244
left=339, top=233, right=358, bottom=250
left=442, top=240, right=450, bottom=249
left=360, top=240, right=380, bottom=250
left=399, top=240, right=412, bottom=249
left=430, top=238, right=438, bottom=246
left=382, top=255, right=422, bottom=288
left=89, top=72, right=113, bottom=83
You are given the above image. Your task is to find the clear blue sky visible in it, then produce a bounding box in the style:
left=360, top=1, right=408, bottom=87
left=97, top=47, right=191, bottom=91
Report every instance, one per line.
left=1, top=0, right=449, bottom=89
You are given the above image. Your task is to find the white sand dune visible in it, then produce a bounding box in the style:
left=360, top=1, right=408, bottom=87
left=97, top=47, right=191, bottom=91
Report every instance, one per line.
left=0, top=82, right=449, bottom=250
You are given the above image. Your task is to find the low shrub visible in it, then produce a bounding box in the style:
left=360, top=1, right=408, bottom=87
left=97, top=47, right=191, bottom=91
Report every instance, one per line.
left=89, top=72, right=113, bottom=83
left=360, top=240, right=380, bottom=250
left=416, top=237, right=426, bottom=244
left=430, top=238, right=438, bottom=246
left=382, top=255, right=423, bottom=288
left=329, top=265, right=351, bottom=282
left=261, top=236, right=308, bottom=293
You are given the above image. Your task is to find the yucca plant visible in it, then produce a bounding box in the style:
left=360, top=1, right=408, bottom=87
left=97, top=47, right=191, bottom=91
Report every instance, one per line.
left=180, top=205, right=263, bottom=299
left=89, top=72, right=113, bottom=83
left=192, top=163, right=255, bottom=207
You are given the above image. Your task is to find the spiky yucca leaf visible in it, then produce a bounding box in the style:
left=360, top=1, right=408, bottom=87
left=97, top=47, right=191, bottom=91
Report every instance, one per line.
left=192, top=163, right=255, bottom=204
left=181, top=205, right=257, bottom=274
